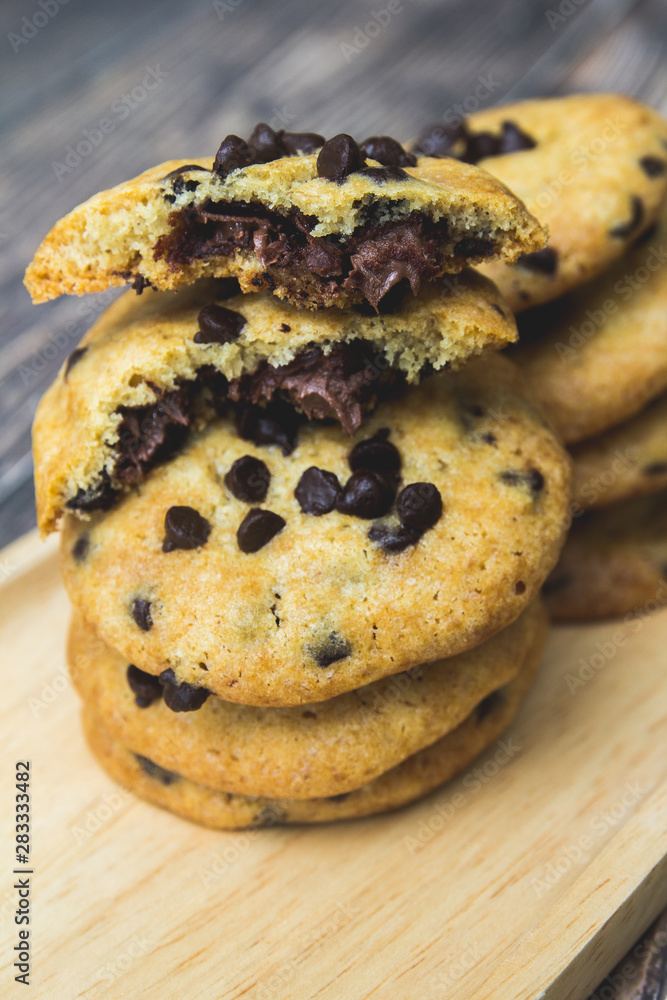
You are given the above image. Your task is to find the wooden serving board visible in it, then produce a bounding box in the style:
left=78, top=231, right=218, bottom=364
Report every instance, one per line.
left=1, top=530, right=666, bottom=1000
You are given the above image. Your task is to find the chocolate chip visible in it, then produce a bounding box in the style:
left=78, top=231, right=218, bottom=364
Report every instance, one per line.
left=514, top=580, right=526, bottom=595
left=463, top=131, right=502, bottom=163
left=247, top=122, right=284, bottom=163
left=412, top=121, right=466, bottom=157
left=499, top=121, right=537, bottom=154
left=66, top=471, right=116, bottom=513
left=317, top=134, right=362, bottom=182
left=500, top=469, right=544, bottom=494
left=368, top=522, right=422, bottom=552
left=225, top=455, right=270, bottom=502
left=295, top=467, right=342, bottom=515
left=610, top=196, right=645, bottom=239
left=454, top=236, right=494, bottom=257
left=348, top=428, right=401, bottom=477
left=131, top=598, right=153, bottom=632
left=130, top=274, right=154, bottom=294
left=64, top=347, right=87, bottom=378
left=72, top=534, right=89, bottom=562
left=213, top=134, right=255, bottom=179
left=458, top=123, right=537, bottom=164
left=639, top=156, right=666, bottom=177
left=158, top=667, right=211, bottom=712
left=162, top=505, right=211, bottom=551
left=277, top=130, right=325, bottom=155
left=126, top=665, right=163, bottom=708
left=172, top=175, right=201, bottom=195
left=359, top=165, right=409, bottom=183
left=476, top=689, right=503, bottom=722
left=135, top=754, right=179, bottom=785
left=194, top=303, right=245, bottom=344
left=518, top=247, right=559, bottom=274
left=633, top=220, right=659, bottom=249
left=251, top=805, right=286, bottom=827
left=236, top=508, right=286, bottom=552
left=310, top=632, right=352, bottom=667
left=527, top=469, right=545, bottom=493
left=644, top=462, right=667, bottom=476
left=396, top=483, right=443, bottom=532
left=359, top=135, right=417, bottom=167
left=235, top=402, right=299, bottom=455
left=336, top=471, right=396, bottom=519
left=481, top=432, right=497, bottom=445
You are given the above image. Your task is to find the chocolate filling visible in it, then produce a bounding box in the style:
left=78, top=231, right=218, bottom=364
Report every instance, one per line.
left=114, top=384, right=193, bottom=485
left=153, top=202, right=492, bottom=310
left=66, top=342, right=408, bottom=513
left=229, top=340, right=402, bottom=435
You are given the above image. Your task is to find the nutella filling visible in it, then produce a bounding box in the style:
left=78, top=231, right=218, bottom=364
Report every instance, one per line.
left=153, top=203, right=484, bottom=309
left=229, top=341, right=401, bottom=435
left=66, top=342, right=408, bottom=513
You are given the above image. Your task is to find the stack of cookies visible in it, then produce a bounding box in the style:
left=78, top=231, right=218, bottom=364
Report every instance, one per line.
left=413, top=93, right=667, bottom=624
left=513, top=207, right=667, bottom=622
left=28, top=124, right=573, bottom=828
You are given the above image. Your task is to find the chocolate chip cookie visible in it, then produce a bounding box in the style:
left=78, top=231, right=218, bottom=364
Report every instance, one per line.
left=79, top=625, right=542, bottom=828
left=413, top=93, right=667, bottom=311
left=544, top=490, right=667, bottom=621
left=509, top=196, right=667, bottom=444
left=60, top=353, right=571, bottom=706
left=24, top=128, right=545, bottom=311
left=68, top=600, right=546, bottom=799
left=572, top=392, right=667, bottom=511
left=33, top=271, right=517, bottom=534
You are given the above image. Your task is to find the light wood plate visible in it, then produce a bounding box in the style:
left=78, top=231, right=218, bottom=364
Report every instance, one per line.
left=1, top=530, right=666, bottom=1000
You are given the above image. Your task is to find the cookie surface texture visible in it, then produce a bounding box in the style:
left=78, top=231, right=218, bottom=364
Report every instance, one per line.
left=68, top=601, right=546, bottom=799
left=571, top=393, right=667, bottom=511
left=544, top=490, right=667, bottom=621
left=60, top=354, right=571, bottom=706
left=24, top=146, right=544, bottom=310
left=509, top=195, right=667, bottom=444
left=80, top=631, right=542, bottom=829
left=415, top=94, right=667, bottom=311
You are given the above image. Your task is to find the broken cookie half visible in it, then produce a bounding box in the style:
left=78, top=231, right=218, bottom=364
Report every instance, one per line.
left=33, top=270, right=516, bottom=534
left=25, top=128, right=545, bottom=311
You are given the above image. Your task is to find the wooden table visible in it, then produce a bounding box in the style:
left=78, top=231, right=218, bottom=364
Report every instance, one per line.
left=2, top=529, right=667, bottom=999
left=1, top=0, right=666, bottom=995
